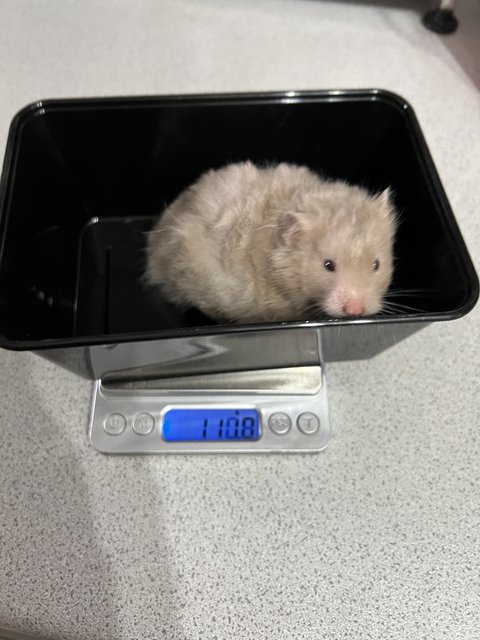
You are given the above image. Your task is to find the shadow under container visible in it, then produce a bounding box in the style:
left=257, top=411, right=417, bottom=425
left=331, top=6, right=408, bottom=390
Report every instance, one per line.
left=0, top=90, right=477, bottom=383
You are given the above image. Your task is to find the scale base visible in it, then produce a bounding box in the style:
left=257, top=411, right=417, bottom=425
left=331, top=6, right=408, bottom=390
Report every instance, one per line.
left=88, top=366, right=331, bottom=454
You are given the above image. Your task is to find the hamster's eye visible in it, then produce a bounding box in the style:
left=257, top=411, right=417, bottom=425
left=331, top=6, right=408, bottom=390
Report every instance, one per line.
left=323, top=259, right=336, bottom=272
left=372, top=259, right=380, bottom=271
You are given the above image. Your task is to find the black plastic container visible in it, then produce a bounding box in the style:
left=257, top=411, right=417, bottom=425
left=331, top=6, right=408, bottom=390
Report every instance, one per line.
left=0, top=90, right=477, bottom=380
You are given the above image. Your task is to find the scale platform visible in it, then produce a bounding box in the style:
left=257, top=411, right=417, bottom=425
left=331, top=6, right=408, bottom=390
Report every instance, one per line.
left=89, top=365, right=331, bottom=454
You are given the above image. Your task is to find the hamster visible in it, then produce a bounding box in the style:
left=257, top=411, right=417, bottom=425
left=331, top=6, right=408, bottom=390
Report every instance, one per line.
left=145, top=162, right=397, bottom=323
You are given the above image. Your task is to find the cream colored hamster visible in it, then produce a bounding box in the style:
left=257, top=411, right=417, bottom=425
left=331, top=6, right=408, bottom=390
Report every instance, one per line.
left=145, top=162, right=397, bottom=323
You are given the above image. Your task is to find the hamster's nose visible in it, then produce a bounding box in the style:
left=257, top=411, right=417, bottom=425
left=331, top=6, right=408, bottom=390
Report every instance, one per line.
left=343, top=299, right=365, bottom=316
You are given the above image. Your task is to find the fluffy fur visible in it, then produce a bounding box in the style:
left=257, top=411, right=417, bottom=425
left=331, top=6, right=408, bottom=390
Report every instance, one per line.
left=145, top=162, right=397, bottom=322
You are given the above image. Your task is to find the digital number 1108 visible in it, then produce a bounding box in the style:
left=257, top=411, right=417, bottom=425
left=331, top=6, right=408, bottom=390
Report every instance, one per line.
left=202, top=416, right=256, bottom=440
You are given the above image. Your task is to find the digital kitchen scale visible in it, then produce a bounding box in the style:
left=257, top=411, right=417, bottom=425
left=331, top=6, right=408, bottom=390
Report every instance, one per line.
left=88, top=364, right=331, bottom=454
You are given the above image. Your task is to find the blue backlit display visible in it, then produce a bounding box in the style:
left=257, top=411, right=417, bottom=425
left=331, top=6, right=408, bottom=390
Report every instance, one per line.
left=162, top=408, right=260, bottom=442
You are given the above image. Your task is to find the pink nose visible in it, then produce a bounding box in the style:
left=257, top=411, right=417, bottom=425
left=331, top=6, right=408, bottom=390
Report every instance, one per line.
left=343, top=300, right=365, bottom=316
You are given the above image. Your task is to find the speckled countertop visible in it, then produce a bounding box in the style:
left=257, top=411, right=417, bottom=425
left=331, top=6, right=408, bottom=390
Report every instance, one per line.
left=0, top=1, right=479, bottom=639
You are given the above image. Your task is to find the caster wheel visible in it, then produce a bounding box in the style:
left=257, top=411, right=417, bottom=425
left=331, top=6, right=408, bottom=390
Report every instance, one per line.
left=423, top=8, right=458, bottom=34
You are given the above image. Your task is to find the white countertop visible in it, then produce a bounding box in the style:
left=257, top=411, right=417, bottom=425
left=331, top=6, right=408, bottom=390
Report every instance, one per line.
left=1, top=1, right=479, bottom=638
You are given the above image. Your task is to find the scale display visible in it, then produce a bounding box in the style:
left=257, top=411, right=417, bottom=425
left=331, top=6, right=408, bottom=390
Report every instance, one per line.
left=162, top=408, right=260, bottom=442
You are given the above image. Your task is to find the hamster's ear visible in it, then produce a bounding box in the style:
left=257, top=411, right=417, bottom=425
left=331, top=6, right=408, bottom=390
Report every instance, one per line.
left=278, top=213, right=306, bottom=248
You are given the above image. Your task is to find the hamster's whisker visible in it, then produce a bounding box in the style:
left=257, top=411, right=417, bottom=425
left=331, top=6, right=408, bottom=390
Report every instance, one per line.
left=386, top=288, right=432, bottom=297
left=148, top=225, right=180, bottom=235
left=379, top=307, right=397, bottom=315
left=381, top=300, right=424, bottom=314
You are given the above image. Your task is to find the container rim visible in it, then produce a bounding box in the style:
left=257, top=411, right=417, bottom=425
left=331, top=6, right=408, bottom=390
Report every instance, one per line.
left=0, top=310, right=475, bottom=352
left=8, top=87, right=413, bottom=123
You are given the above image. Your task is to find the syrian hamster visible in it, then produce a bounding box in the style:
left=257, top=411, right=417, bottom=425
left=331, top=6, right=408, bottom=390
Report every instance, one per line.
left=145, top=162, right=397, bottom=323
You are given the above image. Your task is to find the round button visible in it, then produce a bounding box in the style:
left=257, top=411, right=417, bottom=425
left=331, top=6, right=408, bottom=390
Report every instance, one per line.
left=268, top=412, right=291, bottom=435
left=133, top=412, right=155, bottom=436
left=104, top=413, right=127, bottom=436
left=297, top=412, right=320, bottom=435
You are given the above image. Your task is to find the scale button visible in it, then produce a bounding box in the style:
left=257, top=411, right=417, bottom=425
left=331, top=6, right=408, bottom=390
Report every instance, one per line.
left=133, top=412, right=155, bottom=435
left=268, top=412, right=291, bottom=435
left=104, top=413, right=127, bottom=436
left=297, top=412, right=320, bottom=435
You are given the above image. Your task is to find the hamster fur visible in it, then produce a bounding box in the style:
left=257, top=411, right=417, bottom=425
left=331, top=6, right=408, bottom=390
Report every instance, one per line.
left=145, top=162, right=397, bottom=323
